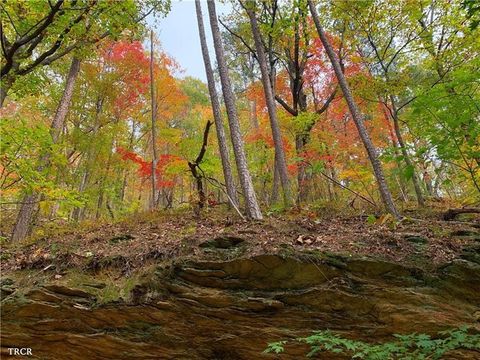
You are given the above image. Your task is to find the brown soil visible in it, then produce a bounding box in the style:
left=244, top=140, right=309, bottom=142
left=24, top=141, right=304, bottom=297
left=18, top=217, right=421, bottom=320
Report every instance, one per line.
left=2, top=206, right=479, bottom=275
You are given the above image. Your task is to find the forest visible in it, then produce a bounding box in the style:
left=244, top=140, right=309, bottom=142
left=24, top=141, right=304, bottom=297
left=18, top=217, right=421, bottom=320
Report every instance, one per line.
left=1, top=0, right=480, bottom=359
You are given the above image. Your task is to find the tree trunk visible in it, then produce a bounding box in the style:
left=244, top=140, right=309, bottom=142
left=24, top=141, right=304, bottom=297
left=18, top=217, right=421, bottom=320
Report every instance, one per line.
left=95, top=146, right=113, bottom=219
left=11, top=57, right=81, bottom=242
left=249, top=99, right=259, bottom=129
left=207, top=0, right=263, bottom=220
left=246, top=5, right=292, bottom=206
left=71, top=170, right=89, bottom=221
left=295, top=134, right=309, bottom=203
left=271, top=164, right=280, bottom=205
left=188, top=121, right=213, bottom=215
left=389, top=96, right=425, bottom=206
left=72, top=96, right=104, bottom=221
left=0, top=76, right=13, bottom=108
left=307, top=0, right=400, bottom=218
left=150, top=30, right=158, bottom=210
left=195, top=0, right=239, bottom=209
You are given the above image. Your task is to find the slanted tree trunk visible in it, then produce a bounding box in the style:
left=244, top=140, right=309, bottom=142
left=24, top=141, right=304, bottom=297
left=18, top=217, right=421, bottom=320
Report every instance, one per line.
left=150, top=30, right=158, bottom=210
left=11, top=57, right=81, bottom=242
left=246, top=4, right=292, bottom=206
left=307, top=0, right=400, bottom=218
left=195, top=0, right=239, bottom=209
left=207, top=0, right=263, bottom=220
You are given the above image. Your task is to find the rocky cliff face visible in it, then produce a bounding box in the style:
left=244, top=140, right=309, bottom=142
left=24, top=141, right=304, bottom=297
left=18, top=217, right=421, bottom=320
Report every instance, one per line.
left=1, top=250, right=479, bottom=359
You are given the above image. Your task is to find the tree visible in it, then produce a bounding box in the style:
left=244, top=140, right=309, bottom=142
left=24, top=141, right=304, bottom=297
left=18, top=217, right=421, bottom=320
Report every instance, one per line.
left=195, top=0, right=239, bottom=209
left=11, top=56, right=81, bottom=241
left=344, top=1, right=426, bottom=206
left=150, top=30, right=158, bottom=209
left=188, top=120, right=213, bottom=214
left=244, top=1, right=292, bottom=206
left=220, top=0, right=338, bottom=204
left=207, top=0, right=263, bottom=220
left=307, top=0, right=400, bottom=218
left=0, top=0, right=170, bottom=107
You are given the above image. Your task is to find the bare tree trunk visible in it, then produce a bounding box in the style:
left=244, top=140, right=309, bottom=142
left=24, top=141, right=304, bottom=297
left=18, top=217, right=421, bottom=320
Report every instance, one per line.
left=246, top=4, right=292, bottom=206
left=150, top=30, right=158, bottom=210
left=207, top=0, right=263, bottom=220
left=11, top=57, right=81, bottom=242
left=195, top=0, right=239, bottom=209
left=307, top=0, right=400, bottom=218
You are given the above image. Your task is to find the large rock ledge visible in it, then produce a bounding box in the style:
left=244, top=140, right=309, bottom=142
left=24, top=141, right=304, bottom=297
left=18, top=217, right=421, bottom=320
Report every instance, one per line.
left=1, top=254, right=479, bottom=359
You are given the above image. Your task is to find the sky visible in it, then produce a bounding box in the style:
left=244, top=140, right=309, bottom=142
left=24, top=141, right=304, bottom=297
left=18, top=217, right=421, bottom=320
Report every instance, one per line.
left=148, top=0, right=232, bottom=82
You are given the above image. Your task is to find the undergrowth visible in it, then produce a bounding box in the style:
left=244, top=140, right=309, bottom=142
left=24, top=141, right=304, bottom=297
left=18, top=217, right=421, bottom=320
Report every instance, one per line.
left=265, top=326, right=480, bottom=359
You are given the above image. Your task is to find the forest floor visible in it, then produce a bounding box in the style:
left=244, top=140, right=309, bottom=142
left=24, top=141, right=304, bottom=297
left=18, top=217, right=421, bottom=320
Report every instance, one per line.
left=1, top=202, right=479, bottom=275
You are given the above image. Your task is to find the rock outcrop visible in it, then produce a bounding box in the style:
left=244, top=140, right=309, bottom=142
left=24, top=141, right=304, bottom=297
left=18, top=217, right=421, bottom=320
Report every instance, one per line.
left=1, top=253, right=479, bottom=359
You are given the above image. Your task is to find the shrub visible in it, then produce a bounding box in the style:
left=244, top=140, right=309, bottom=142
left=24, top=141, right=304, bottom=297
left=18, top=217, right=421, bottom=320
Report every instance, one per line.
left=265, top=326, right=480, bottom=359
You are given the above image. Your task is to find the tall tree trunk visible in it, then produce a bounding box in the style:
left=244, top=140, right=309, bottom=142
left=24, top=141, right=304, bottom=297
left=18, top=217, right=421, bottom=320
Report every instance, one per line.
left=195, top=0, right=239, bottom=209
left=72, top=96, right=104, bottom=221
left=11, top=57, right=81, bottom=241
left=295, top=135, right=308, bottom=203
left=307, top=0, right=400, bottom=218
left=95, top=145, right=113, bottom=219
left=150, top=30, right=158, bottom=210
left=71, top=170, right=89, bottom=221
left=246, top=4, right=292, bottom=206
left=207, top=0, right=263, bottom=220
left=389, top=96, right=425, bottom=206
left=381, top=103, right=408, bottom=202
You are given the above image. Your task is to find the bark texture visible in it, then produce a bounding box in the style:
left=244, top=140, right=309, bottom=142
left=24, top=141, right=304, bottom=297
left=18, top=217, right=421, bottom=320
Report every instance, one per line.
left=207, top=0, right=263, bottom=220
left=11, top=57, right=81, bottom=242
left=307, top=0, right=400, bottom=218
left=195, top=0, right=239, bottom=209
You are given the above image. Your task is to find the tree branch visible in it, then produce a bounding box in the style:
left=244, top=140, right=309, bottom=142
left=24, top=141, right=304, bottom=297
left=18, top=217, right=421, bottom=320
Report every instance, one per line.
left=275, top=95, right=297, bottom=115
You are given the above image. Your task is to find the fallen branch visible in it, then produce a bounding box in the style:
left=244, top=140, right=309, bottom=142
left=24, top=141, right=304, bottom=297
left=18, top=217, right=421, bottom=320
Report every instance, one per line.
left=318, top=171, right=378, bottom=207
left=443, top=207, right=480, bottom=221
left=198, top=167, right=246, bottom=220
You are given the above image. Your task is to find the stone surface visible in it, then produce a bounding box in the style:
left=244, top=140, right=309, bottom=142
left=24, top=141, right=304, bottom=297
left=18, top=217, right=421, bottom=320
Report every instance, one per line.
left=1, top=254, right=479, bottom=359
